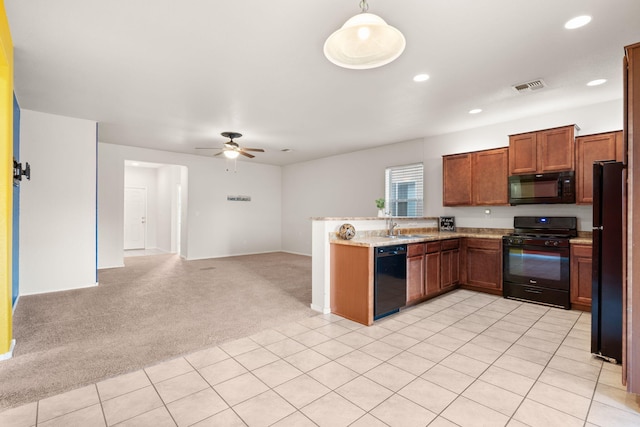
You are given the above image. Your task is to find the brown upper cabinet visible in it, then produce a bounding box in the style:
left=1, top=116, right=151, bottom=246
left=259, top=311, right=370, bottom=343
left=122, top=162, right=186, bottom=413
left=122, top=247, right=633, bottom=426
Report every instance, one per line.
left=575, top=130, right=624, bottom=205
left=509, top=125, right=577, bottom=175
left=443, top=153, right=472, bottom=206
left=443, top=147, right=509, bottom=206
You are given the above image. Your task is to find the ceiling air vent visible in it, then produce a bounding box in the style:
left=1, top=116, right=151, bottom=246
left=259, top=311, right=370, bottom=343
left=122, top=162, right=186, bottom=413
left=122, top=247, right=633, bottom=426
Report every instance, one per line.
left=512, top=79, right=546, bottom=93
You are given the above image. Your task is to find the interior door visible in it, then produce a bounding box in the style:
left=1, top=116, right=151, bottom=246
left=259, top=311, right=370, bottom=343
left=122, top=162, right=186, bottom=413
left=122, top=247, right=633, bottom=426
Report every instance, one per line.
left=124, top=187, right=146, bottom=250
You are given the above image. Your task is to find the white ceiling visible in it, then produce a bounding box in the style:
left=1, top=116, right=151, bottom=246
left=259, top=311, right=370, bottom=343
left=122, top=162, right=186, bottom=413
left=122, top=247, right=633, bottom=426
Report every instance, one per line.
left=6, top=1, right=640, bottom=166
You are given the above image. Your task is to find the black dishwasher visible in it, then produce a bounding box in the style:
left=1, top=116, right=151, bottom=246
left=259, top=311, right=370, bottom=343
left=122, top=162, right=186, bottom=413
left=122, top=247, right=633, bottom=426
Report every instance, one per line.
left=374, top=245, right=407, bottom=320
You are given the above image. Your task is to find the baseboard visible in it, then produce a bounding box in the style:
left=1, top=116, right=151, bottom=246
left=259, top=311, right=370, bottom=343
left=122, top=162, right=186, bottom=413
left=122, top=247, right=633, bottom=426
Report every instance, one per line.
left=281, top=250, right=311, bottom=257
left=186, top=250, right=287, bottom=261
left=310, top=303, right=331, bottom=314
left=98, top=263, right=125, bottom=270
left=0, top=339, right=16, bottom=362
left=21, top=282, right=99, bottom=296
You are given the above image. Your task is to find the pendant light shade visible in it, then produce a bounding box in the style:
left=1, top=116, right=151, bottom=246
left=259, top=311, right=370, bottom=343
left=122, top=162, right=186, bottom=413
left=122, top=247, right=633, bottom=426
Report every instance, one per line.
left=324, top=3, right=406, bottom=70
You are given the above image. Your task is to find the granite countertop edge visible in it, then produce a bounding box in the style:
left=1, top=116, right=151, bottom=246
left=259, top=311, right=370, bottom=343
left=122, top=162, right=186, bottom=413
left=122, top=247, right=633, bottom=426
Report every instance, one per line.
left=332, top=231, right=593, bottom=247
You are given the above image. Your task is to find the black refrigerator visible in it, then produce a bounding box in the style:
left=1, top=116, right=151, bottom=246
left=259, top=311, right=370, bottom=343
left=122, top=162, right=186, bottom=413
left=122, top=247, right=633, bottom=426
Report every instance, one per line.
left=591, top=161, right=624, bottom=363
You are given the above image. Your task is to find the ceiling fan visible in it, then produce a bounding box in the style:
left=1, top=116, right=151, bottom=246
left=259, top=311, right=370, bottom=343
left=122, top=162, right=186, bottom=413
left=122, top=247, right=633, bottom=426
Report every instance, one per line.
left=196, top=132, right=264, bottom=159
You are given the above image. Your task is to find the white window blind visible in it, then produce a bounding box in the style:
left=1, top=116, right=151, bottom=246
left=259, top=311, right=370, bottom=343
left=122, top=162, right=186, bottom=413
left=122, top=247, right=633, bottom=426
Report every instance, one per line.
left=385, top=163, right=424, bottom=217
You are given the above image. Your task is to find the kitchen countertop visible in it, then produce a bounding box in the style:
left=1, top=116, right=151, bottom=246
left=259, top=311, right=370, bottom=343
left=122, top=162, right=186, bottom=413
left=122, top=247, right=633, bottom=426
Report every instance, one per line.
left=570, top=237, right=593, bottom=245
left=331, top=229, right=505, bottom=247
left=331, top=228, right=593, bottom=247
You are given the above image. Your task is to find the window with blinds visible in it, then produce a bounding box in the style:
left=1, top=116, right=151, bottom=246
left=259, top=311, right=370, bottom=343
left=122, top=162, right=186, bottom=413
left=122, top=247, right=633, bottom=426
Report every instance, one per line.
left=385, top=163, right=424, bottom=217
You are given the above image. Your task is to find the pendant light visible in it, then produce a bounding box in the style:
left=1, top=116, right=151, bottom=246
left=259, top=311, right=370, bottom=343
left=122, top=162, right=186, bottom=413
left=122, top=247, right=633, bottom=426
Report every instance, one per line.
left=324, top=0, right=406, bottom=70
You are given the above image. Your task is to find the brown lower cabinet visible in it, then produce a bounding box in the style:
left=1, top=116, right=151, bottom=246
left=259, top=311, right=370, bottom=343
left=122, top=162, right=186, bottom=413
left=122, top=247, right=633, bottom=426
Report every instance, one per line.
left=331, top=237, right=502, bottom=326
left=332, top=238, right=596, bottom=327
left=440, top=239, right=460, bottom=290
left=406, top=242, right=441, bottom=304
left=407, top=243, right=426, bottom=302
left=460, top=238, right=502, bottom=294
left=570, top=243, right=593, bottom=311
left=330, top=243, right=374, bottom=326
left=407, top=239, right=460, bottom=305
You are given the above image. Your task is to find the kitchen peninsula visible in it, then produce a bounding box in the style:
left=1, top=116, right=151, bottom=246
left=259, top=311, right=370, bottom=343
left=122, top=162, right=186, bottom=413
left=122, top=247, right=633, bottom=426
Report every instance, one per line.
left=311, top=217, right=511, bottom=325
left=312, top=216, right=592, bottom=326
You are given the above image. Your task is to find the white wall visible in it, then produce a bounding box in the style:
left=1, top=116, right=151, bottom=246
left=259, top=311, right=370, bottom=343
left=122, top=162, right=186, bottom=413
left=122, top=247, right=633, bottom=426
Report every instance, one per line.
left=97, top=144, right=125, bottom=268
left=156, top=165, right=183, bottom=253
left=19, top=110, right=97, bottom=294
left=98, top=143, right=282, bottom=268
left=282, top=100, right=623, bottom=255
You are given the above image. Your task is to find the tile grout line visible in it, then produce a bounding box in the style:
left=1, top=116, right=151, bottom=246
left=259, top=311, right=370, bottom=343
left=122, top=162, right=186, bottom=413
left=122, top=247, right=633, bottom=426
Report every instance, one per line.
left=94, top=383, right=108, bottom=427
left=328, top=292, right=512, bottom=426
left=415, top=293, right=523, bottom=425
left=502, top=307, right=591, bottom=426
left=142, top=366, right=179, bottom=427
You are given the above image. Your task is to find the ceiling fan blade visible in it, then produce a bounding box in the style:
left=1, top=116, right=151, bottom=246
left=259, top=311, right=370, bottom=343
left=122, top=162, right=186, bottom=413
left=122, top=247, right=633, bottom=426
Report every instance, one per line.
left=214, top=151, right=224, bottom=157
left=195, top=147, right=220, bottom=150
left=239, top=151, right=255, bottom=158
left=243, top=148, right=265, bottom=152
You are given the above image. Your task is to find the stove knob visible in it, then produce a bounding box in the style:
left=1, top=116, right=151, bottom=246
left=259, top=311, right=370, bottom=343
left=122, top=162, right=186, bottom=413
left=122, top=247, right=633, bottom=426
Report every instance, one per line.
left=554, top=241, right=559, bottom=247
left=545, top=241, right=550, bottom=246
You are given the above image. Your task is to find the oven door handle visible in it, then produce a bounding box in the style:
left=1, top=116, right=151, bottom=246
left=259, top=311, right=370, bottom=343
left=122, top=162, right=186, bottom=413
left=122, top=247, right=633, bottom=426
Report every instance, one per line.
left=524, top=288, right=543, bottom=294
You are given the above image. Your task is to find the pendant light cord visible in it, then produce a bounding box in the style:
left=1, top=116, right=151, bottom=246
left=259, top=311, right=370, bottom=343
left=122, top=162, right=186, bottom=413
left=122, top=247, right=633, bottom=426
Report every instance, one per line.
left=359, top=0, right=369, bottom=13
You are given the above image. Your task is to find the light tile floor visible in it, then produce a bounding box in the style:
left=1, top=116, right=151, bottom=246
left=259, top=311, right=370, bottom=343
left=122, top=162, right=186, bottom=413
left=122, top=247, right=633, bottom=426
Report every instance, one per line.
left=2, top=289, right=640, bottom=426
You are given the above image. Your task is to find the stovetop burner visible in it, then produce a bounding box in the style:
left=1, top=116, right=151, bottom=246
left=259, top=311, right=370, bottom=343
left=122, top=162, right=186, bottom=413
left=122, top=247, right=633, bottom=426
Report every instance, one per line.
left=508, top=232, right=572, bottom=239
left=510, top=216, right=578, bottom=239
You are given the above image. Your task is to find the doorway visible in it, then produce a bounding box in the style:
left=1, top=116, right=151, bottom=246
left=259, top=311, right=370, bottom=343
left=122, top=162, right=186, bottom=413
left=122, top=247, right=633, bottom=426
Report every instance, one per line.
left=123, top=161, right=187, bottom=258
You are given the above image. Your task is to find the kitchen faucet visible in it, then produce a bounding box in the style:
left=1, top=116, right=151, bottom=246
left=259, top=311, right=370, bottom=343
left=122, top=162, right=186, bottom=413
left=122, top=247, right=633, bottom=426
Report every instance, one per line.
left=386, top=217, right=398, bottom=236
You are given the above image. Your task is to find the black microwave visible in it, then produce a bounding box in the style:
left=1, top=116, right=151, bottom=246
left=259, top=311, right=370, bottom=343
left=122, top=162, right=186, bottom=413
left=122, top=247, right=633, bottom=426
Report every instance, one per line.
left=508, top=171, right=575, bottom=205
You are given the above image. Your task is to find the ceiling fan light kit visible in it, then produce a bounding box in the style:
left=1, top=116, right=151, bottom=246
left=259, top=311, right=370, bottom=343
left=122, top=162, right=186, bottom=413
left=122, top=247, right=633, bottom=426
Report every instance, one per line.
left=324, top=0, right=406, bottom=70
left=224, top=149, right=240, bottom=159
left=195, top=131, right=265, bottom=160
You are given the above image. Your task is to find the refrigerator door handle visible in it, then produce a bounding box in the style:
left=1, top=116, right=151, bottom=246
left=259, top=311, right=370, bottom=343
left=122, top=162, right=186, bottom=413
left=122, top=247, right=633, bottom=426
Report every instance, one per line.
left=593, top=226, right=603, bottom=230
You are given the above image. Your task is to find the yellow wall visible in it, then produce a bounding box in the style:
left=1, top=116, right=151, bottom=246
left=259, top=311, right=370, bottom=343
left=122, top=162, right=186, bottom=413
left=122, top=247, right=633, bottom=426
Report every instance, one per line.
left=0, top=0, right=14, bottom=355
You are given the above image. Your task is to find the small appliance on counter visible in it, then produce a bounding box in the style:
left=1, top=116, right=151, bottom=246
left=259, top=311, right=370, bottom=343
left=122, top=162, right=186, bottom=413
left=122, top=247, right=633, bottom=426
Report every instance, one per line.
left=502, top=216, right=577, bottom=309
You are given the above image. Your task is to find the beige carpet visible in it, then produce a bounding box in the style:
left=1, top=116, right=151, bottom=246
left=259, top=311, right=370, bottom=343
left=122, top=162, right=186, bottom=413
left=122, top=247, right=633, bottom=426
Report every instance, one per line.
left=0, top=252, right=316, bottom=410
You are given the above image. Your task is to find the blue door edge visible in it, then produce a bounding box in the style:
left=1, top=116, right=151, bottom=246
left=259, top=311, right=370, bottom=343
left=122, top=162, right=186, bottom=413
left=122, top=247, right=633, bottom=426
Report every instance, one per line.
left=11, top=93, right=20, bottom=308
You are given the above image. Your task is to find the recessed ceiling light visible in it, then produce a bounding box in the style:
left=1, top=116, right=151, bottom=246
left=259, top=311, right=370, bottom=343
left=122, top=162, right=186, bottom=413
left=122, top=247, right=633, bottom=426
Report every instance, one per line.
left=565, top=15, right=591, bottom=29
left=413, top=74, right=430, bottom=82
left=469, top=109, right=482, bottom=114
left=587, top=79, right=607, bottom=86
